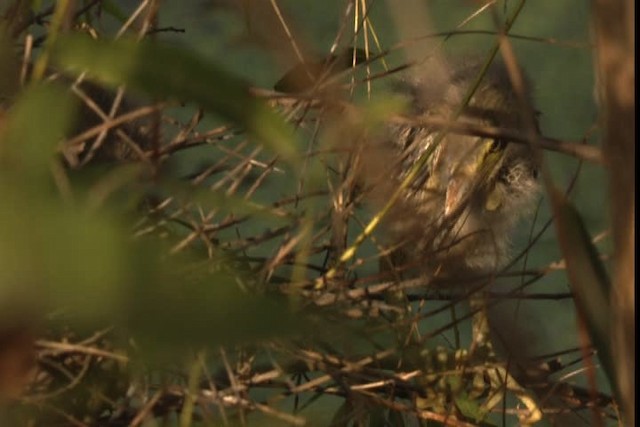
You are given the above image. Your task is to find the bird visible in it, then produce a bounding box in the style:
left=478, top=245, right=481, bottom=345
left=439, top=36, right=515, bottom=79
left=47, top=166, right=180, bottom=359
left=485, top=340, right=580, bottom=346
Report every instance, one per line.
left=368, top=58, right=545, bottom=423
left=272, top=51, right=540, bottom=280
left=368, top=56, right=541, bottom=280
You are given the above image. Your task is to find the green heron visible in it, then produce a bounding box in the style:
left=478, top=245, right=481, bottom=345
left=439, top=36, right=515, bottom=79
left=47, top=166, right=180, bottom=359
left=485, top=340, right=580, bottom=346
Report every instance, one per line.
left=376, top=57, right=540, bottom=280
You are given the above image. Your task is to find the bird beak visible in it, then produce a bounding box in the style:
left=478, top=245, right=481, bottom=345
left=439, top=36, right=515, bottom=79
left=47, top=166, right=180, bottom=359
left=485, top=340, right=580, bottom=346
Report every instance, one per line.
left=444, top=176, right=470, bottom=218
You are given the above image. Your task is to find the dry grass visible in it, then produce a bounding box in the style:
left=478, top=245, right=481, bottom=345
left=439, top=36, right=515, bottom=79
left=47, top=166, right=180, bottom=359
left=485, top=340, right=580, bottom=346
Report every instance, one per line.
left=0, top=0, right=630, bottom=425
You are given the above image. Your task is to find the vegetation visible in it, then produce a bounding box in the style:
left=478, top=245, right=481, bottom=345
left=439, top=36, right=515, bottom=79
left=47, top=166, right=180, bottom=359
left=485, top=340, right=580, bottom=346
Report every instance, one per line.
left=0, top=1, right=633, bottom=426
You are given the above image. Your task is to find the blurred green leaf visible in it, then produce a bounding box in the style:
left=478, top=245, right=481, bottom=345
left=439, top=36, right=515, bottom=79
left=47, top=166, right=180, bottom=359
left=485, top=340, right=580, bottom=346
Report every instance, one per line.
left=0, top=191, right=128, bottom=323
left=0, top=80, right=124, bottom=327
left=123, top=257, right=305, bottom=353
left=0, top=190, right=303, bottom=353
left=52, top=35, right=297, bottom=166
left=0, top=81, right=301, bottom=353
left=550, top=186, right=615, bottom=392
left=0, top=83, right=76, bottom=184
left=41, top=208, right=131, bottom=321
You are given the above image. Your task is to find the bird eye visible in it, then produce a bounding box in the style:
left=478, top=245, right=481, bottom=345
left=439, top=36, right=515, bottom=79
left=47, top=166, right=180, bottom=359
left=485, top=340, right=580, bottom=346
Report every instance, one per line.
left=489, top=138, right=507, bottom=153
left=497, top=166, right=510, bottom=183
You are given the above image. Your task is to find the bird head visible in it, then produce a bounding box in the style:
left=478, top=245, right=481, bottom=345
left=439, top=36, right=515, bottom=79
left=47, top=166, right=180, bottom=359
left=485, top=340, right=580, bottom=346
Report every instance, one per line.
left=378, top=58, right=540, bottom=274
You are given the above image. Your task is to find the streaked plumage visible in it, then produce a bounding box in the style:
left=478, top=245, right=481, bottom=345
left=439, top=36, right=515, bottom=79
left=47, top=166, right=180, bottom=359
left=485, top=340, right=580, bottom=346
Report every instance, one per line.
left=373, top=58, right=540, bottom=277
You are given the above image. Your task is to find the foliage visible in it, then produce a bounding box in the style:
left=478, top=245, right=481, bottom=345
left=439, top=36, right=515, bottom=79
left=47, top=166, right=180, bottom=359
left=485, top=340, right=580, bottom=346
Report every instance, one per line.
left=0, top=0, right=631, bottom=426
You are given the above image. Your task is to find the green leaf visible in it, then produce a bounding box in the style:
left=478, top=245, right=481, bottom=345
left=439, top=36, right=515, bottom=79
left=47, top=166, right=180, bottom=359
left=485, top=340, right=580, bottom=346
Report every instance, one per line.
left=0, top=83, right=76, bottom=184
left=52, top=35, right=297, bottom=166
left=0, top=192, right=303, bottom=354
left=0, top=191, right=129, bottom=325
left=123, top=258, right=305, bottom=353
left=41, top=209, right=130, bottom=321
left=549, top=186, right=615, bottom=393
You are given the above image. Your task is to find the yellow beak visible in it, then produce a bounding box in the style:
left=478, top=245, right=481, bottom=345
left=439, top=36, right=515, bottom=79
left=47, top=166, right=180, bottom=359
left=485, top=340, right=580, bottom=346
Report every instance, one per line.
left=444, top=176, right=470, bottom=218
